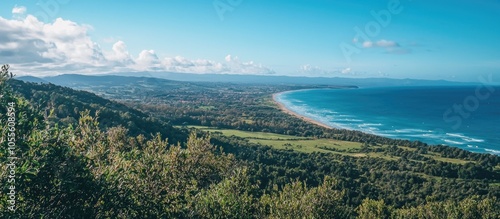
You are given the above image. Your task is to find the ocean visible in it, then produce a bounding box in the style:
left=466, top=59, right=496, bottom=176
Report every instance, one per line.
left=275, top=86, right=500, bottom=155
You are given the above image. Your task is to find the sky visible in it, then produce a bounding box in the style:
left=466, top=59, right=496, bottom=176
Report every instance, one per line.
left=0, top=0, right=499, bottom=82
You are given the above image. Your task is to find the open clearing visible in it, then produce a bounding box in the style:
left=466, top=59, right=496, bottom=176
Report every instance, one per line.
left=182, top=126, right=474, bottom=166
left=185, top=126, right=363, bottom=154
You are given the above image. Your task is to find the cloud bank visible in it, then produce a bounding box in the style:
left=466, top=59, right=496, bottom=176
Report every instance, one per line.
left=355, top=39, right=410, bottom=54
left=298, top=65, right=354, bottom=76
left=0, top=7, right=274, bottom=76
left=362, top=39, right=399, bottom=48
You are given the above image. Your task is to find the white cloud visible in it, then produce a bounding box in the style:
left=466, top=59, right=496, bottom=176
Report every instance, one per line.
left=341, top=67, right=351, bottom=74
left=376, top=40, right=399, bottom=47
left=105, top=41, right=134, bottom=63
left=357, top=39, right=411, bottom=55
left=362, top=41, right=374, bottom=48
left=298, top=65, right=355, bottom=76
left=300, top=64, right=324, bottom=74
left=225, top=54, right=237, bottom=62
left=134, top=50, right=161, bottom=71
left=163, top=56, right=228, bottom=73
left=362, top=39, right=399, bottom=48
left=1, top=6, right=275, bottom=76
left=224, top=54, right=275, bottom=75
left=0, top=13, right=106, bottom=75
left=12, top=6, right=26, bottom=15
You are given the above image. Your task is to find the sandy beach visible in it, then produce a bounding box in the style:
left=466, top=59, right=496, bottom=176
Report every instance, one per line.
left=272, top=92, right=333, bottom=130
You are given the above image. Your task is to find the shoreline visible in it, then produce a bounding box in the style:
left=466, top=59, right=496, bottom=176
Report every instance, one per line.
left=272, top=91, right=499, bottom=156
left=272, top=92, right=334, bottom=130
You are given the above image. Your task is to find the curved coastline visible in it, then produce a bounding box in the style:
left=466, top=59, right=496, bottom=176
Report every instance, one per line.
left=272, top=88, right=365, bottom=132
left=272, top=89, right=499, bottom=155
left=272, top=91, right=333, bottom=130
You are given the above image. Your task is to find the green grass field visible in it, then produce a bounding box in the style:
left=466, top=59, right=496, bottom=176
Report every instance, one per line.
left=248, top=138, right=363, bottom=154
left=177, top=126, right=499, bottom=186
left=184, top=126, right=370, bottom=155
left=187, top=126, right=310, bottom=140
left=182, top=126, right=475, bottom=165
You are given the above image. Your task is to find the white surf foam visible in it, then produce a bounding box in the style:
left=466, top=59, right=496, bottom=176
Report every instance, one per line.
left=484, top=149, right=500, bottom=154
left=444, top=139, right=465, bottom=145
left=446, top=133, right=485, bottom=143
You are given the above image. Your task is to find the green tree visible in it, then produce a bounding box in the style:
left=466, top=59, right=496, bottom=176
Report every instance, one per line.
left=356, top=198, right=392, bottom=219
left=191, top=168, right=258, bottom=218
left=260, top=176, right=348, bottom=219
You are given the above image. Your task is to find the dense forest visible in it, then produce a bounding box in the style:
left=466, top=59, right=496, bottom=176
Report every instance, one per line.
left=1, top=67, right=499, bottom=218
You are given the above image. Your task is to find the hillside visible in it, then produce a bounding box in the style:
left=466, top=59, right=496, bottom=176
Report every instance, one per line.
left=2, top=71, right=499, bottom=218
left=19, top=72, right=482, bottom=88
left=7, top=79, right=188, bottom=144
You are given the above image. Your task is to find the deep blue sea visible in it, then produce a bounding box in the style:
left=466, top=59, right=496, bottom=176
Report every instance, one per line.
left=275, top=86, right=500, bottom=155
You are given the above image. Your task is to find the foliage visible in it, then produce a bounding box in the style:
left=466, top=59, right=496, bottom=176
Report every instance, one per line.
left=1, top=67, right=499, bottom=218
left=260, top=176, right=351, bottom=218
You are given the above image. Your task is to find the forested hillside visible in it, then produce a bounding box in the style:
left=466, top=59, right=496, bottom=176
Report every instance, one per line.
left=8, top=79, right=188, bottom=144
left=2, top=69, right=499, bottom=218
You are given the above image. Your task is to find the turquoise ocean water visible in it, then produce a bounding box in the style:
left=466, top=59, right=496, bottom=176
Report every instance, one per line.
left=275, top=86, right=500, bottom=155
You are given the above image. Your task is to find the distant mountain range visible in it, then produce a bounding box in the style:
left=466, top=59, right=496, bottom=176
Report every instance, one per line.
left=17, top=72, right=481, bottom=88
left=20, top=74, right=186, bottom=88
left=16, top=75, right=49, bottom=84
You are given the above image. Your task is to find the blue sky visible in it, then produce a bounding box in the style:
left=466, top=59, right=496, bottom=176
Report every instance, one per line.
left=1, top=0, right=499, bottom=81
